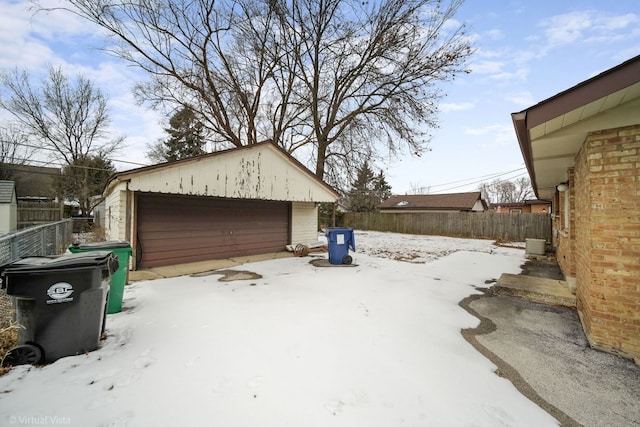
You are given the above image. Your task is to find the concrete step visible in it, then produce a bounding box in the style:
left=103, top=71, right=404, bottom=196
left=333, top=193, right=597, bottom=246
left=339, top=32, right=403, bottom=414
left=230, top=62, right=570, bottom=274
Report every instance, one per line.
left=494, top=273, right=576, bottom=308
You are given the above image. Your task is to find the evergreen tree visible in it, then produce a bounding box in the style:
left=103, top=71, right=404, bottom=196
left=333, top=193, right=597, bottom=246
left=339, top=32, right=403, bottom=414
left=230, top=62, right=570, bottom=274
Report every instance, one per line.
left=348, top=161, right=392, bottom=212
left=374, top=170, right=392, bottom=203
left=163, top=107, right=206, bottom=161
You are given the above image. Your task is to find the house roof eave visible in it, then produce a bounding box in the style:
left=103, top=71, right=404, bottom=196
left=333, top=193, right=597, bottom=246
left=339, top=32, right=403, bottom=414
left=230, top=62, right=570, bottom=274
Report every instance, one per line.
left=511, top=110, right=540, bottom=199
left=511, top=54, right=640, bottom=200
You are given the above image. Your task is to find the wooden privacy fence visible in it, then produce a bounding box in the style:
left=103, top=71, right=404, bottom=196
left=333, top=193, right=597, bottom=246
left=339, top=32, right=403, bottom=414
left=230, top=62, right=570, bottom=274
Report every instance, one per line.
left=17, top=201, right=63, bottom=229
left=343, top=212, right=551, bottom=242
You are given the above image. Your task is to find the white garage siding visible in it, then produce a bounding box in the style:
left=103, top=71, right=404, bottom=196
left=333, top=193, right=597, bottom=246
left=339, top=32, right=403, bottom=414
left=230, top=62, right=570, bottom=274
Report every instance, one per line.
left=104, top=186, right=127, bottom=241
left=121, top=144, right=337, bottom=203
left=291, top=202, right=319, bottom=244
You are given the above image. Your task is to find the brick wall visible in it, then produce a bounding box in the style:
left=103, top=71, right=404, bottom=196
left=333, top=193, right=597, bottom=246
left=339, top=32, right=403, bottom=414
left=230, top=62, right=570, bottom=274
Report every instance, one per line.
left=574, top=124, right=640, bottom=362
left=555, top=168, right=575, bottom=277
left=530, top=204, right=550, bottom=214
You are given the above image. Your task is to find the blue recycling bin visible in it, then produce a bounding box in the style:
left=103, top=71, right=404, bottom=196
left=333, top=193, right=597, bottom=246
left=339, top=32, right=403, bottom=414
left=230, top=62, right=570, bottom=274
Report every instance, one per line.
left=325, top=227, right=356, bottom=265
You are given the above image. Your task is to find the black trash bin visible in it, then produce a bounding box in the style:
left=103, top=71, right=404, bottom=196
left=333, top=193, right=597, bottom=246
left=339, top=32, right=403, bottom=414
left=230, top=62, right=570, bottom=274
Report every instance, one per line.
left=0, top=251, right=118, bottom=366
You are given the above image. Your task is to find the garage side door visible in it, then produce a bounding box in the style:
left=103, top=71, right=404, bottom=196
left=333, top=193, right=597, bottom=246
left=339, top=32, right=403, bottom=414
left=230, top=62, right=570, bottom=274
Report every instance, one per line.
left=136, top=193, right=290, bottom=268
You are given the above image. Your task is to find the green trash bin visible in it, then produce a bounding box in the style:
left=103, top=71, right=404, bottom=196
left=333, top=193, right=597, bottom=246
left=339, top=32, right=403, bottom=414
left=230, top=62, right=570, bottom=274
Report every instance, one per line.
left=69, top=241, right=132, bottom=314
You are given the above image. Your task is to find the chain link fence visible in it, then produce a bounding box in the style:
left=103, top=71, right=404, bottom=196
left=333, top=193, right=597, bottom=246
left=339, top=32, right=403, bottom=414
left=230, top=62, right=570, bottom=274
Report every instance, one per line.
left=0, top=219, right=74, bottom=328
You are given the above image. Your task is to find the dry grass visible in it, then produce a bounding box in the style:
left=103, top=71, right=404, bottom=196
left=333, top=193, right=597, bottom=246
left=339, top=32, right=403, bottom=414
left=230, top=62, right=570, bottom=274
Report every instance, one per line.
left=88, top=225, right=107, bottom=242
left=0, top=319, right=20, bottom=375
left=73, top=225, right=107, bottom=245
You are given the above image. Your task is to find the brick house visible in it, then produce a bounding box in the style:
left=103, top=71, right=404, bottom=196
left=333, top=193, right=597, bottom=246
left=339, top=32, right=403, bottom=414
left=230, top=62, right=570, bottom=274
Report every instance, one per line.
left=491, top=199, right=551, bottom=214
left=512, top=55, right=640, bottom=363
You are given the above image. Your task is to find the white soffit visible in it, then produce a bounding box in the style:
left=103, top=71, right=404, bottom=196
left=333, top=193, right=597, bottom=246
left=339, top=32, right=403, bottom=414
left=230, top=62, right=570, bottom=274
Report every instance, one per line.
left=528, top=82, right=640, bottom=199
left=529, top=81, right=640, bottom=141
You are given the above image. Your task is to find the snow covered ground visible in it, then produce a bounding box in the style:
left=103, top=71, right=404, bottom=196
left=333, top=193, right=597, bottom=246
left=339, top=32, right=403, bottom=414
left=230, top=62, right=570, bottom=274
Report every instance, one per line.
left=0, top=231, right=558, bottom=426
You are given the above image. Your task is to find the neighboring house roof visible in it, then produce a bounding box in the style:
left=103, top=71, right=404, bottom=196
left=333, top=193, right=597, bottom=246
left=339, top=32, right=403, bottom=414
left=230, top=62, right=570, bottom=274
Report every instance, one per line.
left=380, top=192, right=486, bottom=211
left=512, top=54, right=640, bottom=199
left=105, top=141, right=340, bottom=202
left=0, top=180, right=16, bottom=204
left=2, top=164, right=60, bottom=199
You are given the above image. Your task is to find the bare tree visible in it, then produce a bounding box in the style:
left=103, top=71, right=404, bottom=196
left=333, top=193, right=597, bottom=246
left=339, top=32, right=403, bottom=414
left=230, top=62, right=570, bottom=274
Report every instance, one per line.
left=0, top=66, right=123, bottom=212
left=479, top=177, right=534, bottom=204
left=409, top=182, right=431, bottom=195
left=0, top=125, right=33, bottom=180
left=54, top=155, right=116, bottom=214
left=53, top=0, right=295, bottom=150
left=281, top=0, right=471, bottom=179
left=51, top=0, right=472, bottom=184
left=145, top=139, right=168, bottom=164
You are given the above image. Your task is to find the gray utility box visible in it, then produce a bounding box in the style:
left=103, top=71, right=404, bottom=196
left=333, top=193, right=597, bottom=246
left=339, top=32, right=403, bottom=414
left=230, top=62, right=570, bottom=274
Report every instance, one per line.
left=525, top=238, right=546, bottom=256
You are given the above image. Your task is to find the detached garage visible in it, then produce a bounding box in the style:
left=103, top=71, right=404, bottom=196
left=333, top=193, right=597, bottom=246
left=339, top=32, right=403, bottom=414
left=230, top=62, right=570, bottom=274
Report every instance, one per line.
left=103, top=142, right=339, bottom=270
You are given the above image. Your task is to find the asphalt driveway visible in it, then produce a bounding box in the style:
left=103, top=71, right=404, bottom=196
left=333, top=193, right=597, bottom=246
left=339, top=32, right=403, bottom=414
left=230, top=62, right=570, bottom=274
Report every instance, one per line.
left=461, top=291, right=640, bottom=427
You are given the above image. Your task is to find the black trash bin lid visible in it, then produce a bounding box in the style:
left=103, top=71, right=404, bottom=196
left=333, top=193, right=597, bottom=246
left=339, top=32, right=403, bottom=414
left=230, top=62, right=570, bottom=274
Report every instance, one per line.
left=70, top=240, right=131, bottom=250
left=2, top=251, right=117, bottom=272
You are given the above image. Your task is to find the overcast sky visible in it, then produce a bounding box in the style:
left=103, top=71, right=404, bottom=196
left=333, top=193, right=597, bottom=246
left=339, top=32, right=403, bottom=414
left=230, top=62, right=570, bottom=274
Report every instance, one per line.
left=1, top=0, right=638, bottom=195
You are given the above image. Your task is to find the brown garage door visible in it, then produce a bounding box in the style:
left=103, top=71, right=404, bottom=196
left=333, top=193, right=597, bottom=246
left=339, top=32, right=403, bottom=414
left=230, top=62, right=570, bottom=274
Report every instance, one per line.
left=136, top=193, right=290, bottom=268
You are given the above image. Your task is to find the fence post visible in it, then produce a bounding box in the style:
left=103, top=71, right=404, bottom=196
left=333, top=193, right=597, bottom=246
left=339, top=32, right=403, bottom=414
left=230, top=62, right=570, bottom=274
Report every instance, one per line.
left=55, top=222, right=61, bottom=254
left=41, top=226, right=46, bottom=255
left=10, top=235, right=18, bottom=261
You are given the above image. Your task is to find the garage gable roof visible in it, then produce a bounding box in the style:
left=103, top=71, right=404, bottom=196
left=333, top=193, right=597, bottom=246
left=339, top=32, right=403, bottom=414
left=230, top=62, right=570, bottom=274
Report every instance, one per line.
left=107, top=142, right=340, bottom=202
left=512, top=54, right=640, bottom=199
